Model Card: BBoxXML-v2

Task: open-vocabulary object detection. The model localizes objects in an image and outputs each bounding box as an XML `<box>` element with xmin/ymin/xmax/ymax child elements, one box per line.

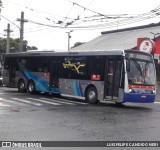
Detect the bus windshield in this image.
<box><xmin>127</xmin><ymin>59</ymin><xmax>155</xmax><ymax>85</ymax></box>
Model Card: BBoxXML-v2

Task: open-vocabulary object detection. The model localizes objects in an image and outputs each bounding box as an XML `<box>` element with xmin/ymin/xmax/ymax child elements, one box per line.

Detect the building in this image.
<box><xmin>71</xmin><ymin>22</ymin><xmax>160</xmax><ymax>55</ymax></box>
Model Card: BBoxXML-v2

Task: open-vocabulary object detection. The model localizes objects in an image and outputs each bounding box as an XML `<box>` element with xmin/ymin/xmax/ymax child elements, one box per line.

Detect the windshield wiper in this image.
<box><xmin>133</xmin><ymin>60</ymin><xmax>143</xmax><ymax>76</ymax></box>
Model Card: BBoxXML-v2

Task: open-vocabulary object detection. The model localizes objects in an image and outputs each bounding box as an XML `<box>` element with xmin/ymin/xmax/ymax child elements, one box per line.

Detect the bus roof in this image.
<box><xmin>5</xmin><ymin>50</ymin><xmax>124</xmax><ymax>57</ymax></box>
<box><xmin>4</xmin><ymin>49</ymin><xmax>151</xmax><ymax>58</ymax></box>
<box><xmin>4</xmin><ymin>49</ymin><xmax>125</xmax><ymax>57</ymax></box>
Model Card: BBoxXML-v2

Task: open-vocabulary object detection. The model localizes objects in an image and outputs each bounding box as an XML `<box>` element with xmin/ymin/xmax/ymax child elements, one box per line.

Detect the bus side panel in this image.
<box><xmin>3</xmin><ymin>69</ymin><xmax>25</xmax><ymax>88</ymax></box>
<box><xmin>59</xmin><ymin>78</ymin><xmax>104</xmax><ymax>101</ymax></box>
<box><xmin>2</xmin><ymin>69</ymin><xmax>10</xmax><ymax>86</ymax></box>
<box><xmin>22</xmin><ymin>71</ymin><xmax>50</xmax><ymax>92</ymax></box>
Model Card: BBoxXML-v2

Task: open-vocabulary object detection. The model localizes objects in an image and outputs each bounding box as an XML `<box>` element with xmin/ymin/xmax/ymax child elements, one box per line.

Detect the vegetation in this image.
<box><xmin>0</xmin><ymin>0</ymin><xmax>2</xmax><ymax>12</ymax></box>
<box><xmin>71</xmin><ymin>42</ymin><xmax>85</xmax><ymax>49</ymax></box>
<box><xmin>0</xmin><ymin>38</ymin><xmax>38</xmax><ymax>53</ymax></box>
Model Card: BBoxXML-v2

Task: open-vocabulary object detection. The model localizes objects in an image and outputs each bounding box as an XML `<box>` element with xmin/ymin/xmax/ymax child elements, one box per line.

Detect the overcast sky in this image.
<box><xmin>1</xmin><ymin>0</ymin><xmax>160</xmax><ymax>51</ymax></box>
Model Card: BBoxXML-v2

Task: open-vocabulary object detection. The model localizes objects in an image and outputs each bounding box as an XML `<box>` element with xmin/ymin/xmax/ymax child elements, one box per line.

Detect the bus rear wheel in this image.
<box><xmin>86</xmin><ymin>87</ymin><xmax>98</xmax><ymax>104</ymax></box>
<box><xmin>28</xmin><ymin>81</ymin><xmax>35</xmax><ymax>94</ymax></box>
<box><xmin>18</xmin><ymin>80</ymin><xmax>26</xmax><ymax>93</ymax></box>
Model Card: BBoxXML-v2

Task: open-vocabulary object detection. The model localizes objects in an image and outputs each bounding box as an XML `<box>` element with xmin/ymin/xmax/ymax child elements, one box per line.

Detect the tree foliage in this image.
<box><xmin>71</xmin><ymin>42</ymin><xmax>85</xmax><ymax>49</ymax></box>
<box><xmin>0</xmin><ymin>0</ymin><xmax>2</xmax><ymax>10</ymax></box>
<box><xmin>0</xmin><ymin>38</ymin><xmax>38</xmax><ymax>53</ymax></box>
<box><xmin>0</xmin><ymin>0</ymin><xmax>2</xmax><ymax>7</ymax></box>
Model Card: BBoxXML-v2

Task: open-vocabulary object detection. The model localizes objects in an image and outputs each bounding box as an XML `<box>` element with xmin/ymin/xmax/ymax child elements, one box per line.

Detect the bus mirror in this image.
<box><xmin>126</xmin><ymin>60</ymin><xmax>130</xmax><ymax>72</ymax></box>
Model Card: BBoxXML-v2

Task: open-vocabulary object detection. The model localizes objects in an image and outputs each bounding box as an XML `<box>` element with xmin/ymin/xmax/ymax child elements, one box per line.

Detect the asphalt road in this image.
<box><xmin>0</xmin><ymin>87</ymin><xmax>160</xmax><ymax>150</ymax></box>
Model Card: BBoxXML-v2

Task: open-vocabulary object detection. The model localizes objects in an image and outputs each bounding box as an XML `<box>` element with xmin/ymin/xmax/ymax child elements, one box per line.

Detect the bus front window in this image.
<box><xmin>127</xmin><ymin>59</ymin><xmax>155</xmax><ymax>85</ymax></box>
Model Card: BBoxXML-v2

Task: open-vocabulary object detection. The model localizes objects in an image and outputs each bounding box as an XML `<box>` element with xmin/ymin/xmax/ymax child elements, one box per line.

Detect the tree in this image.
<box><xmin>0</xmin><ymin>0</ymin><xmax>2</xmax><ymax>14</ymax></box>
<box><xmin>0</xmin><ymin>0</ymin><xmax>2</xmax><ymax>7</ymax></box>
<box><xmin>71</xmin><ymin>42</ymin><xmax>85</xmax><ymax>49</ymax></box>
<box><xmin>0</xmin><ymin>38</ymin><xmax>38</xmax><ymax>53</ymax></box>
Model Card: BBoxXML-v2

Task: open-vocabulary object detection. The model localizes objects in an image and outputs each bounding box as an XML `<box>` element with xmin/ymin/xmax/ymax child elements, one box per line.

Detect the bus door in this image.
<box><xmin>105</xmin><ymin>57</ymin><xmax>123</xmax><ymax>101</ymax></box>
<box><xmin>8</xmin><ymin>59</ymin><xmax>16</xmax><ymax>86</ymax></box>
<box><xmin>49</xmin><ymin>60</ymin><xmax>61</xmax><ymax>92</ymax></box>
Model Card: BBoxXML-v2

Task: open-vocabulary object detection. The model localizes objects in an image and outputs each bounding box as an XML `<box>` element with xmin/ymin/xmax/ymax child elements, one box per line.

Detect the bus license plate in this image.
<box><xmin>141</xmin><ymin>95</ymin><xmax>147</xmax><ymax>98</ymax></box>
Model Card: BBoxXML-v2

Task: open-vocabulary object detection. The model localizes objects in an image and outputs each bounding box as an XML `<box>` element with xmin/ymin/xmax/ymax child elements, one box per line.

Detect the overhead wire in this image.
<box><xmin>24</xmin><ymin>28</ymin><xmax>59</xmax><ymax>39</ymax></box>
<box><xmin>64</xmin><ymin>7</ymin><xmax>160</xmax><ymax>29</ymax></box>
<box><xmin>67</xmin><ymin>0</ymin><xmax>108</xmax><ymax>18</ymax></box>
<box><xmin>2</xmin><ymin>0</ymin><xmax>160</xmax><ymax>33</ymax></box>
<box><xmin>78</xmin><ymin>0</ymin><xmax>95</xmax><ymax>17</ymax></box>
<box><xmin>26</xmin><ymin>5</ymin><xmax>160</xmax><ymax>30</ymax></box>
<box><xmin>64</xmin><ymin>0</ymin><xmax>95</xmax><ymax>26</ymax></box>
<box><xmin>3</xmin><ymin>0</ymin><xmax>75</xmax><ymax>20</ymax></box>
<box><xmin>0</xmin><ymin>13</ymin><xmax>20</xmax><ymax>29</ymax></box>
<box><xmin>63</xmin><ymin>0</ymin><xmax>79</xmax><ymax>22</ymax></box>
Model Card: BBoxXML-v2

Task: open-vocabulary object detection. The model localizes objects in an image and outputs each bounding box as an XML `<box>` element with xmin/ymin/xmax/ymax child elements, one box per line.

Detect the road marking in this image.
<box><xmin>40</xmin><ymin>98</ymin><xmax>76</xmax><ymax>105</ymax></box>
<box><xmin>12</xmin><ymin>98</ymin><xmax>42</xmax><ymax>106</ymax></box>
<box><xmin>0</xmin><ymin>98</ymin><xmax>29</xmax><ymax>106</ymax></box>
<box><xmin>53</xmin><ymin>97</ymin><xmax>88</xmax><ymax>105</ymax></box>
<box><xmin>154</xmin><ymin>102</ymin><xmax>160</xmax><ymax>104</ymax></box>
<box><xmin>0</xmin><ymin>102</ymin><xmax>10</xmax><ymax>106</ymax></box>
<box><xmin>27</xmin><ymin>98</ymin><xmax>61</xmax><ymax>105</ymax></box>
<box><xmin>0</xmin><ymin>92</ymin><xmax>25</xmax><ymax>94</ymax></box>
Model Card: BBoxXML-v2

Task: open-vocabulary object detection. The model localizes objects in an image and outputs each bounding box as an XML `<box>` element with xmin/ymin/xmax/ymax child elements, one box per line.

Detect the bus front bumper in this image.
<box><xmin>123</xmin><ymin>93</ymin><xmax>156</xmax><ymax>103</ymax></box>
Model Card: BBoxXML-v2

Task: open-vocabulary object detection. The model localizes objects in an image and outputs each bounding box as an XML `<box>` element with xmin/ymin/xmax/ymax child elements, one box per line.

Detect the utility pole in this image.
<box><xmin>4</xmin><ymin>23</ymin><xmax>12</xmax><ymax>53</ymax></box>
<box><xmin>17</xmin><ymin>12</ymin><xmax>28</xmax><ymax>52</ymax></box>
<box><xmin>66</xmin><ymin>30</ymin><xmax>73</xmax><ymax>51</ymax></box>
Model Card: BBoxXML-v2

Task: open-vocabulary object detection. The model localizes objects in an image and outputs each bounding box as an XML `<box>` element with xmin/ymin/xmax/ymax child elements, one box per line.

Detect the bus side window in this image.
<box><xmin>89</xmin><ymin>56</ymin><xmax>104</xmax><ymax>80</ymax></box>
<box><xmin>61</xmin><ymin>57</ymin><xmax>87</xmax><ymax>79</ymax></box>
<box><xmin>4</xmin><ymin>58</ymin><xmax>9</xmax><ymax>69</ymax></box>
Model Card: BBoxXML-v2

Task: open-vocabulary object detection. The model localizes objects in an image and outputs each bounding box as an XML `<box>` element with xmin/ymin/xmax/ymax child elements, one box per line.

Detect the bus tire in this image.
<box><xmin>86</xmin><ymin>86</ymin><xmax>98</xmax><ymax>104</ymax></box>
<box><xmin>28</xmin><ymin>80</ymin><xmax>36</xmax><ymax>94</ymax></box>
<box><xmin>18</xmin><ymin>79</ymin><xmax>26</xmax><ymax>93</ymax></box>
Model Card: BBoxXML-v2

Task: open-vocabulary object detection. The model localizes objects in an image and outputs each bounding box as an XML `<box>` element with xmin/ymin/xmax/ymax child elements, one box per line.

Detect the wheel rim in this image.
<box><xmin>88</xmin><ymin>91</ymin><xmax>96</xmax><ymax>100</ymax></box>
<box><xmin>29</xmin><ymin>83</ymin><xmax>34</xmax><ymax>92</ymax></box>
<box><xmin>20</xmin><ymin>82</ymin><xmax>24</xmax><ymax>90</ymax></box>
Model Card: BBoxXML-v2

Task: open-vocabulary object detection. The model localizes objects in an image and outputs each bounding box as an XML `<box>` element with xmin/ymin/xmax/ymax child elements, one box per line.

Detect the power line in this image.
<box><xmin>79</xmin><ymin>0</ymin><xmax>95</xmax><ymax>17</ymax></box>
<box><xmin>63</xmin><ymin>0</ymin><xmax>78</xmax><ymax>22</ymax></box>
<box><xmin>64</xmin><ymin>0</ymin><xmax>95</xmax><ymax>27</ymax></box>
<box><xmin>0</xmin><ymin>13</ymin><xmax>20</xmax><ymax>29</ymax></box>
<box><xmin>4</xmin><ymin>0</ymin><xmax>75</xmax><ymax>20</ymax></box>
<box><xmin>28</xmin><ymin>19</ymin><xmax>61</xmax><ymax>28</ymax></box>
<box><xmin>27</xmin><ymin>9</ymin><xmax>159</xmax><ymax>30</ymax></box>
<box><xmin>67</xmin><ymin>0</ymin><xmax>110</xmax><ymax>18</ymax></box>
<box><xmin>23</xmin><ymin>28</ymin><xmax>59</xmax><ymax>39</ymax></box>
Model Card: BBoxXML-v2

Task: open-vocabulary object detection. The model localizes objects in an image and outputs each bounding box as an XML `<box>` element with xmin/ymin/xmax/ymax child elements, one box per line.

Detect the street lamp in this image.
<box><xmin>66</xmin><ymin>30</ymin><xmax>73</xmax><ymax>51</ymax></box>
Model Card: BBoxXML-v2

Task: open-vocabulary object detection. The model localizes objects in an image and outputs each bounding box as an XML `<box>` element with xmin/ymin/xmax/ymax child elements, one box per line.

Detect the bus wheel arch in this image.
<box><xmin>85</xmin><ymin>85</ymin><xmax>99</xmax><ymax>104</ymax></box>
<box><xmin>27</xmin><ymin>80</ymin><xmax>36</xmax><ymax>94</ymax></box>
<box><xmin>18</xmin><ymin>79</ymin><xmax>26</xmax><ymax>93</ymax></box>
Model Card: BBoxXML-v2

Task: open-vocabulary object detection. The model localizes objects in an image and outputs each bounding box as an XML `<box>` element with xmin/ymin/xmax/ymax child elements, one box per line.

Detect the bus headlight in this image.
<box><xmin>129</xmin><ymin>88</ymin><xmax>135</xmax><ymax>93</ymax></box>
<box><xmin>151</xmin><ymin>90</ymin><xmax>155</xmax><ymax>94</ymax></box>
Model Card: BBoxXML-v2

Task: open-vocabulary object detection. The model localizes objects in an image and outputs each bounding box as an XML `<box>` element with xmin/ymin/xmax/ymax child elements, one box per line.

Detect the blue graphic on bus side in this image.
<box><xmin>72</xmin><ymin>81</ymin><xmax>83</xmax><ymax>96</ymax></box>
<box><xmin>23</xmin><ymin>71</ymin><xmax>48</xmax><ymax>92</ymax></box>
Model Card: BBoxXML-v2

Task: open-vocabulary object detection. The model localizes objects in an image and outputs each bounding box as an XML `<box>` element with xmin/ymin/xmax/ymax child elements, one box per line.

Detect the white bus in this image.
<box><xmin>2</xmin><ymin>49</ymin><xmax>156</xmax><ymax>104</ymax></box>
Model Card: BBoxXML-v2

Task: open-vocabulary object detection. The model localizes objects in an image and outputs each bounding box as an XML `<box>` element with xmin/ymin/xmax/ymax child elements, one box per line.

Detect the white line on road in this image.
<box><xmin>12</xmin><ymin>98</ymin><xmax>42</xmax><ymax>106</ymax></box>
<box><xmin>154</xmin><ymin>102</ymin><xmax>160</xmax><ymax>104</ymax></box>
<box><xmin>53</xmin><ymin>97</ymin><xmax>88</xmax><ymax>105</ymax></box>
<box><xmin>40</xmin><ymin>98</ymin><xmax>76</xmax><ymax>105</ymax></box>
<box><xmin>0</xmin><ymin>102</ymin><xmax>10</xmax><ymax>106</ymax></box>
<box><xmin>0</xmin><ymin>98</ymin><xmax>29</xmax><ymax>106</ymax></box>
<box><xmin>27</xmin><ymin>98</ymin><xmax>62</xmax><ymax>105</ymax></box>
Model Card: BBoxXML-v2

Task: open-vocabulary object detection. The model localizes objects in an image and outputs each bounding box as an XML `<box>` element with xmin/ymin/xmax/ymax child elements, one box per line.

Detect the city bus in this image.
<box><xmin>2</xmin><ymin>49</ymin><xmax>156</xmax><ymax>104</ymax></box>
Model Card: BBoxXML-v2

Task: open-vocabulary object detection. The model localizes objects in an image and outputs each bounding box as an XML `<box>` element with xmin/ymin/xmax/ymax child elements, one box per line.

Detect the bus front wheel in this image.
<box><xmin>28</xmin><ymin>81</ymin><xmax>35</xmax><ymax>94</ymax></box>
<box><xmin>86</xmin><ymin>87</ymin><xmax>98</xmax><ymax>104</ymax></box>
